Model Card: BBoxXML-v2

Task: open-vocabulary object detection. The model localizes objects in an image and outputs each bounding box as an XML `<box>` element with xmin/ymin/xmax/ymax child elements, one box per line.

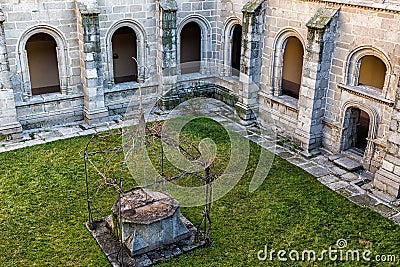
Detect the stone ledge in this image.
<box><xmin>259</xmin><ymin>92</ymin><xmax>299</xmax><ymax>111</ymax></box>
<box><xmin>242</xmin><ymin>0</ymin><xmax>265</xmax><ymax>13</ymax></box>
<box><xmin>15</xmin><ymin>93</ymin><xmax>84</xmax><ymax>107</ymax></box>
<box><xmin>338</xmin><ymin>83</ymin><xmax>395</xmax><ymax>107</ymax></box>
<box><xmin>159</xmin><ymin>0</ymin><xmax>178</xmax><ymax>11</ymax></box>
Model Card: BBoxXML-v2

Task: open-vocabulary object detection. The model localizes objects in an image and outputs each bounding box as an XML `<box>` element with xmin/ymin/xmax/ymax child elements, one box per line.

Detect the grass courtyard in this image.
<box><xmin>0</xmin><ymin>118</ymin><xmax>400</xmax><ymax>266</ymax></box>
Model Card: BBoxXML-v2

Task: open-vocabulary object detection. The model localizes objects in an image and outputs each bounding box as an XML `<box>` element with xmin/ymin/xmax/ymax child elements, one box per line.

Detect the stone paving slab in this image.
<box><xmin>277</xmin><ymin>151</ymin><xmax>295</xmax><ymax>159</ymax></box>
<box><xmin>340</xmin><ymin>172</ymin><xmax>359</xmax><ymax>182</ymax></box>
<box><xmin>371</xmin><ymin>203</ymin><xmax>398</xmax><ymax>217</ymax></box>
<box><xmin>305</xmin><ymin>165</ymin><xmax>332</xmax><ymax>177</ymax></box>
<box><xmin>328</xmin><ymin>166</ymin><xmax>348</xmax><ymax>176</ymax></box>
<box><xmin>327</xmin><ymin>181</ymin><xmax>349</xmax><ymax>191</ymax></box>
<box><xmin>348</xmin><ymin>194</ymin><xmax>379</xmax><ymax>207</ymax></box>
<box><xmin>287</xmin><ymin>156</ymin><xmax>308</xmax><ymax>166</ymax></box>
<box><xmin>300</xmin><ymin>162</ymin><xmax>318</xmax><ymax>169</ymax></box>
<box><xmin>318</xmin><ymin>175</ymin><xmax>340</xmax><ymax>185</ymax></box>
<box><xmin>332</xmin><ymin>156</ymin><xmax>363</xmax><ymax>172</ymax></box>
<box><xmin>390</xmin><ymin>213</ymin><xmax>400</xmax><ymax>224</ymax></box>
<box><xmin>336</xmin><ymin>185</ymin><xmax>363</xmax><ymax>198</ymax></box>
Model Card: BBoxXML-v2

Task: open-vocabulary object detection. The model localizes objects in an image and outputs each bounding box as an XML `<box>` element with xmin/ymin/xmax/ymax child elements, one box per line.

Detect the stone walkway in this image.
<box><xmin>1</xmin><ymin>111</ymin><xmax>400</xmax><ymax>227</ymax></box>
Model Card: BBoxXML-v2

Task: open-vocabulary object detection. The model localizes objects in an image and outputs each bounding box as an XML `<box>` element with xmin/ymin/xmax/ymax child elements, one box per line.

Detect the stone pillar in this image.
<box><xmin>236</xmin><ymin>0</ymin><xmax>265</xmax><ymax>121</ymax></box>
<box><xmin>374</xmin><ymin>102</ymin><xmax>400</xmax><ymax>198</ymax></box>
<box><xmin>77</xmin><ymin>0</ymin><xmax>108</xmax><ymax>125</ymax></box>
<box><xmin>294</xmin><ymin>7</ymin><xmax>339</xmax><ymax>152</ymax></box>
<box><xmin>158</xmin><ymin>1</ymin><xmax>178</xmax><ymax>110</ymax></box>
<box><xmin>160</xmin><ymin>0</ymin><xmax>178</xmax><ymax>76</ymax></box>
<box><xmin>0</xmin><ymin>10</ymin><xmax>22</xmax><ymax>139</ymax></box>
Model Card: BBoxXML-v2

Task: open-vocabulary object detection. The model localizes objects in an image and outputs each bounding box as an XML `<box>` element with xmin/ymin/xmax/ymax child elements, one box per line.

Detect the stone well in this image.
<box><xmin>108</xmin><ymin>189</ymin><xmax>190</xmax><ymax>257</ymax></box>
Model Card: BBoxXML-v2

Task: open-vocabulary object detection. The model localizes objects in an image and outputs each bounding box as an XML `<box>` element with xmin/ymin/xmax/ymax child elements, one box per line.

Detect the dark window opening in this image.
<box><xmin>355</xmin><ymin>110</ymin><xmax>370</xmax><ymax>150</ymax></box>
<box><xmin>26</xmin><ymin>33</ymin><xmax>60</xmax><ymax>95</ymax></box>
<box><xmin>231</xmin><ymin>25</ymin><xmax>242</xmax><ymax>76</ymax></box>
<box><xmin>112</xmin><ymin>26</ymin><xmax>138</xmax><ymax>83</ymax></box>
<box><xmin>342</xmin><ymin>107</ymin><xmax>370</xmax><ymax>152</ymax></box>
<box><xmin>180</xmin><ymin>22</ymin><xmax>201</xmax><ymax>74</ymax></box>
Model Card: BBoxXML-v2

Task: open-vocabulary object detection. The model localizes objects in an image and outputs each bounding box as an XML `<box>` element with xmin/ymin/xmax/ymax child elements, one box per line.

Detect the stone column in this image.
<box><xmin>236</xmin><ymin>0</ymin><xmax>265</xmax><ymax>122</ymax></box>
<box><xmin>158</xmin><ymin>1</ymin><xmax>178</xmax><ymax>110</ymax></box>
<box><xmin>374</xmin><ymin>101</ymin><xmax>400</xmax><ymax>198</ymax></box>
<box><xmin>77</xmin><ymin>0</ymin><xmax>108</xmax><ymax>125</ymax></box>
<box><xmin>294</xmin><ymin>7</ymin><xmax>339</xmax><ymax>152</ymax></box>
<box><xmin>0</xmin><ymin>10</ymin><xmax>22</xmax><ymax>139</ymax></box>
<box><xmin>160</xmin><ymin>0</ymin><xmax>178</xmax><ymax>76</ymax></box>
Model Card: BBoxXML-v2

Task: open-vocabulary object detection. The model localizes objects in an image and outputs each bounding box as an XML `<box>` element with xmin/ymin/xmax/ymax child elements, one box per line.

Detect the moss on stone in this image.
<box><xmin>242</xmin><ymin>0</ymin><xmax>264</xmax><ymax>13</ymax></box>
<box><xmin>306</xmin><ymin>7</ymin><xmax>339</xmax><ymax>30</ymax></box>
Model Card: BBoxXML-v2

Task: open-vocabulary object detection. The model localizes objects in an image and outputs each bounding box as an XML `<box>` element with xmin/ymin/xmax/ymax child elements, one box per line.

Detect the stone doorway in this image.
<box><xmin>112</xmin><ymin>26</ymin><xmax>138</xmax><ymax>84</ymax></box>
<box><xmin>342</xmin><ymin>107</ymin><xmax>370</xmax><ymax>155</ymax></box>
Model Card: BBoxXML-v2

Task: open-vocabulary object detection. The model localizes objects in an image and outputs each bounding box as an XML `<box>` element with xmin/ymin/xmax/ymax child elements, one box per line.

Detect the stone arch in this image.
<box><xmin>340</xmin><ymin>100</ymin><xmax>379</xmax><ymax>152</ymax></box>
<box><xmin>222</xmin><ymin>16</ymin><xmax>242</xmax><ymax>76</ymax></box>
<box><xmin>17</xmin><ymin>25</ymin><xmax>69</xmax><ymax>99</ymax></box>
<box><xmin>345</xmin><ymin>46</ymin><xmax>392</xmax><ymax>93</ymax></box>
<box><xmin>105</xmin><ymin>19</ymin><xmax>147</xmax><ymax>86</ymax></box>
<box><xmin>270</xmin><ymin>28</ymin><xmax>305</xmax><ymax>97</ymax></box>
<box><xmin>177</xmin><ymin>14</ymin><xmax>211</xmax><ymax>74</ymax></box>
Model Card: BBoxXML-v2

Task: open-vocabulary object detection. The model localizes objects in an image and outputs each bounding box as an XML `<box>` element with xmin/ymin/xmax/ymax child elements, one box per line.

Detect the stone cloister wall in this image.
<box><xmin>0</xmin><ymin>0</ymin><xmax>400</xmax><ymax>197</ymax></box>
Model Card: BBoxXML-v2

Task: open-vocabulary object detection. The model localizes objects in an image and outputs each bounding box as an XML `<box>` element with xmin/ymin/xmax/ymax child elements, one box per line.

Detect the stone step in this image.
<box><xmin>342</xmin><ymin>148</ymin><xmax>364</xmax><ymax>162</ymax></box>
<box><xmin>331</xmin><ymin>155</ymin><xmax>363</xmax><ymax>172</ymax></box>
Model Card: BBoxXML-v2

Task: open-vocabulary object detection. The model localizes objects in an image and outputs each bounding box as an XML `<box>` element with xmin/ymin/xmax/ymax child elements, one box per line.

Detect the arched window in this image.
<box><xmin>180</xmin><ymin>22</ymin><xmax>201</xmax><ymax>74</ymax></box>
<box><xmin>281</xmin><ymin>37</ymin><xmax>304</xmax><ymax>99</ymax></box>
<box><xmin>112</xmin><ymin>26</ymin><xmax>138</xmax><ymax>83</ymax></box>
<box><xmin>231</xmin><ymin>24</ymin><xmax>242</xmax><ymax>76</ymax></box>
<box><xmin>26</xmin><ymin>33</ymin><xmax>60</xmax><ymax>95</ymax></box>
<box><xmin>358</xmin><ymin>55</ymin><xmax>386</xmax><ymax>89</ymax></box>
<box><xmin>346</xmin><ymin>46</ymin><xmax>392</xmax><ymax>96</ymax></box>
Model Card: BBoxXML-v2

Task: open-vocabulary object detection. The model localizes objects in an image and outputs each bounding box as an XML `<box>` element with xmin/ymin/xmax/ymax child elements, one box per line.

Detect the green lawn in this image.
<box><xmin>0</xmin><ymin>118</ymin><xmax>399</xmax><ymax>266</ymax></box>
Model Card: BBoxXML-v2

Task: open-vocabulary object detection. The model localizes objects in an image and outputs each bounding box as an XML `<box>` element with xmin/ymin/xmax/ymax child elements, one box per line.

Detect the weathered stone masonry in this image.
<box><xmin>0</xmin><ymin>9</ymin><xmax>22</xmax><ymax>139</ymax></box>
<box><xmin>1</xmin><ymin>0</ymin><xmax>400</xmax><ymax>198</ymax></box>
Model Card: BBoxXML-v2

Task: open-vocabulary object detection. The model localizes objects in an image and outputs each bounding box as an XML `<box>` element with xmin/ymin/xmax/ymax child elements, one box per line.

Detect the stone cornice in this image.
<box><xmin>306</xmin><ymin>6</ymin><xmax>340</xmax><ymax>30</ymax></box>
<box><xmin>77</xmin><ymin>0</ymin><xmax>100</xmax><ymax>15</ymax></box>
<box><xmin>303</xmin><ymin>0</ymin><xmax>400</xmax><ymax>13</ymax></box>
<box><xmin>322</xmin><ymin>119</ymin><xmax>343</xmax><ymax>129</ymax></box>
<box><xmin>159</xmin><ymin>0</ymin><xmax>178</xmax><ymax>11</ymax></box>
<box><xmin>338</xmin><ymin>83</ymin><xmax>395</xmax><ymax>107</ymax></box>
<box><xmin>242</xmin><ymin>0</ymin><xmax>265</xmax><ymax>13</ymax></box>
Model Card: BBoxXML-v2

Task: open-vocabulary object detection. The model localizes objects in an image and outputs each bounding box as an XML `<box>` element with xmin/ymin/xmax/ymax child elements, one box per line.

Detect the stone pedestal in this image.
<box><xmin>109</xmin><ymin>190</ymin><xmax>190</xmax><ymax>257</ymax></box>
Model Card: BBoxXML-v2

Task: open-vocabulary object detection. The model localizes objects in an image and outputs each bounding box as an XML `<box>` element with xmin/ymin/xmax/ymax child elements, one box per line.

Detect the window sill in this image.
<box><xmin>338</xmin><ymin>83</ymin><xmax>394</xmax><ymax>107</ymax></box>
<box><xmin>104</xmin><ymin>81</ymin><xmax>139</xmax><ymax>94</ymax></box>
<box><xmin>259</xmin><ymin>92</ymin><xmax>299</xmax><ymax>111</ymax></box>
<box><xmin>16</xmin><ymin>93</ymin><xmax>83</xmax><ymax>107</ymax></box>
